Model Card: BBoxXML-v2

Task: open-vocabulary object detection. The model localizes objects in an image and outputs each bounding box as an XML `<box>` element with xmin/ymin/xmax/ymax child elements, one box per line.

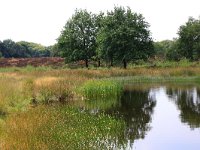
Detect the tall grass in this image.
<box><xmin>0</xmin><ymin>67</ymin><xmax>200</xmax><ymax>115</ymax></box>
<box><xmin>80</xmin><ymin>80</ymin><xmax>123</xmax><ymax>100</ymax></box>
<box><xmin>3</xmin><ymin>106</ymin><xmax>126</xmax><ymax>150</ymax></box>
<box><xmin>0</xmin><ymin>67</ymin><xmax>200</xmax><ymax>114</ymax></box>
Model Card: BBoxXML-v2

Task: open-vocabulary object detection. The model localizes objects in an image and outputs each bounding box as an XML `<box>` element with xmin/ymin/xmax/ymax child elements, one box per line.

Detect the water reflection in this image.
<box><xmin>71</xmin><ymin>83</ymin><xmax>200</xmax><ymax>149</ymax></box>
<box><xmin>72</xmin><ymin>85</ymin><xmax>156</xmax><ymax>147</ymax></box>
<box><xmin>106</xmin><ymin>88</ymin><xmax>156</xmax><ymax>144</ymax></box>
<box><xmin>166</xmin><ymin>86</ymin><xmax>200</xmax><ymax>129</ymax></box>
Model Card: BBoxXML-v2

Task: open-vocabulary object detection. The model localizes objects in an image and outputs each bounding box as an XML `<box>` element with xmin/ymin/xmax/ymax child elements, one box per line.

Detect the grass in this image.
<box><xmin>1</xmin><ymin>65</ymin><xmax>200</xmax><ymax>149</ymax></box>
<box><xmin>0</xmin><ymin>66</ymin><xmax>199</xmax><ymax>115</ymax></box>
<box><xmin>3</xmin><ymin>106</ymin><xmax>126</xmax><ymax>150</ymax></box>
<box><xmin>80</xmin><ymin>80</ymin><xmax>123</xmax><ymax>99</ymax></box>
<box><xmin>129</xmin><ymin>58</ymin><xmax>200</xmax><ymax>68</ymax></box>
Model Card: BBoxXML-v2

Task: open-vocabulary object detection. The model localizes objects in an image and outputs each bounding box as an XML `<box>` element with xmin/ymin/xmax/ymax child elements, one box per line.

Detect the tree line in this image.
<box><xmin>58</xmin><ymin>7</ymin><xmax>200</xmax><ymax>68</ymax></box>
<box><xmin>0</xmin><ymin>39</ymin><xmax>60</xmax><ymax>58</ymax></box>
<box><xmin>154</xmin><ymin>17</ymin><xmax>200</xmax><ymax>61</ymax></box>
<box><xmin>58</xmin><ymin>7</ymin><xmax>154</xmax><ymax>68</ymax></box>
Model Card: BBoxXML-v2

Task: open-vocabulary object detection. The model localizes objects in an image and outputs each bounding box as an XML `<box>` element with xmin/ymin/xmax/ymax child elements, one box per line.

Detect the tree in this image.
<box><xmin>154</xmin><ymin>39</ymin><xmax>181</xmax><ymax>61</ymax></box>
<box><xmin>93</xmin><ymin>12</ymin><xmax>105</xmax><ymax>67</ymax></box>
<box><xmin>0</xmin><ymin>41</ymin><xmax>4</xmax><ymax>58</ymax></box>
<box><xmin>17</xmin><ymin>41</ymin><xmax>50</xmax><ymax>57</ymax></box>
<box><xmin>178</xmin><ymin>17</ymin><xmax>200</xmax><ymax>60</ymax></box>
<box><xmin>0</xmin><ymin>39</ymin><xmax>51</xmax><ymax>58</ymax></box>
<box><xmin>154</xmin><ymin>40</ymin><xmax>173</xmax><ymax>59</ymax></box>
<box><xmin>49</xmin><ymin>44</ymin><xmax>61</xmax><ymax>57</ymax></box>
<box><xmin>165</xmin><ymin>39</ymin><xmax>182</xmax><ymax>61</ymax></box>
<box><xmin>1</xmin><ymin>39</ymin><xmax>17</xmax><ymax>58</ymax></box>
<box><xmin>97</xmin><ymin>7</ymin><xmax>154</xmax><ymax>68</ymax></box>
<box><xmin>58</xmin><ymin>9</ymin><xmax>98</xmax><ymax>68</ymax></box>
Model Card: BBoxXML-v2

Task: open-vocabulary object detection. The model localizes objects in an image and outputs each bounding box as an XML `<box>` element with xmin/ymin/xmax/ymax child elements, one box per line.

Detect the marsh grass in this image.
<box><xmin>33</xmin><ymin>77</ymin><xmax>74</xmax><ymax>104</ymax></box>
<box><xmin>3</xmin><ymin>106</ymin><xmax>126</xmax><ymax>150</ymax></box>
<box><xmin>80</xmin><ymin>80</ymin><xmax>123</xmax><ymax>100</ymax></box>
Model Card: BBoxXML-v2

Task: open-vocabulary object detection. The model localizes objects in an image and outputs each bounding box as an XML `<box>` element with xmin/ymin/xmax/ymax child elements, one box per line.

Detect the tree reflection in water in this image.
<box><xmin>77</xmin><ymin>86</ymin><xmax>157</xmax><ymax>147</ymax></box>
<box><xmin>166</xmin><ymin>87</ymin><xmax>200</xmax><ymax>129</ymax></box>
<box><xmin>105</xmin><ymin>88</ymin><xmax>156</xmax><ymax>145</ymax></box>
<box><xmin>72</xmin><ymin>84</ymin><xmax>200</xmax><ymax>149</ymax></box>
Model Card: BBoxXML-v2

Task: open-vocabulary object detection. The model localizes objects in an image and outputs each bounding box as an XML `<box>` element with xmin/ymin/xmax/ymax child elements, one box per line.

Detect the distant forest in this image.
<box><xmin>0</xmin><ymin>39</ymin><xmax>60</xmax><ymax>58</ymax></box>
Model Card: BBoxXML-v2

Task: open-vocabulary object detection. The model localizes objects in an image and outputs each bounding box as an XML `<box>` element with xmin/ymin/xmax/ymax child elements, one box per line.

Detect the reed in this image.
<box><xmin>80</xmin><ymin>80</ymin><xmax>123</xmax><ymax>100</ymax></box>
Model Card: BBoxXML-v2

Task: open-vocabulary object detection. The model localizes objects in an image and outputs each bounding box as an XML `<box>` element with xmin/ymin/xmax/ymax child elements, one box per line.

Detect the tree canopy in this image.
<box><xmin>58</xmin><ymin>7</ymin><xmax>154</xmax><ymax>68</ymax></box>
<box><xmin>178</xmin><ymin>17</ymin><xmax>200</xmax><ymax>60</ymax></box>
<box><xmin>0</xmin><ymin>39</ymin><xmax>57</xmax><ymax>58</ymax></box>
<box><xmin>97</xmin><ymin>7</ymin><xmax>154</xmax><ymax>68</ymax></box>
<box><xmin>58</xmin><ymin>9</ymin><xmax>98</xmax><ymax>68</ymax></box>
<box><xmin>154</xmin><ymin>17</ymin><xmax>200</xmax><ymax>61</ymax></box>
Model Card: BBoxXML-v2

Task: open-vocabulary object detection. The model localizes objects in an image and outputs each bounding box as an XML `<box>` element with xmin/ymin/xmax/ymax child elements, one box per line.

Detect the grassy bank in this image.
<box><xmin>1</xmin><ymin>66</ymin><xmax>200</xmax><ymax>114</ymax></box>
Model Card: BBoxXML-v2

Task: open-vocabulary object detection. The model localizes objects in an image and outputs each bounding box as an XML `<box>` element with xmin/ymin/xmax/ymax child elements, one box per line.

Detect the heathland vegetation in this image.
<box><xmin>0</xmin><ymin>6</ymin><xmax>200</xmax><ymax>149</ymax></box>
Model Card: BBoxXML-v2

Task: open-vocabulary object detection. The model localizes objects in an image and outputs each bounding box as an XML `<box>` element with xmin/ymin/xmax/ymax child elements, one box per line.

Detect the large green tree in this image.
<box><xmin>178</xmin><ymin>17</ymin><xmax>200</xmax><ymax>60</ymax></box>
<box><xmin>58</xmin><ymin>9</ymin><xmax>98</xmax><ymax>68</ymax></box>
<box><xmin>97</xmin><ymin>7</ymin><xmax>154</xmax><ymax>68</ymax></box>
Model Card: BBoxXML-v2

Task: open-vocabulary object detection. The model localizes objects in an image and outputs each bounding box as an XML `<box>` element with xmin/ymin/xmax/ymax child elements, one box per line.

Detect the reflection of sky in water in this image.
<box><xmin>134</xmin><ymin>87</ymin><xmax>200</xmax><ymax>150</ymax></box>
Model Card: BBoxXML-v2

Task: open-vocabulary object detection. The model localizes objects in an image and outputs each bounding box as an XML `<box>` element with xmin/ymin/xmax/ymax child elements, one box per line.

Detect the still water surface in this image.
<box><xmin>74</xmin><ymin>83</ymin><xmax>200</xmax><ymax>150</ymax></box>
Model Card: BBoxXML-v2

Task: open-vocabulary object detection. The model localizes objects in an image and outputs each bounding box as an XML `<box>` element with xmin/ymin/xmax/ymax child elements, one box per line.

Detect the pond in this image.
<box><xmin>72</xmin><ymin>83</ymin><xmax>200</xmax><ymax>150</ymax></box>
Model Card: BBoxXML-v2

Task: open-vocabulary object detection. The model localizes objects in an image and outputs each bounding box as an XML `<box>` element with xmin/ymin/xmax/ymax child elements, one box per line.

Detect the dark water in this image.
<box><xmin>74</xmin><ymin>83</ymin><xmax>200</xmax><ymax>150</ymax></box>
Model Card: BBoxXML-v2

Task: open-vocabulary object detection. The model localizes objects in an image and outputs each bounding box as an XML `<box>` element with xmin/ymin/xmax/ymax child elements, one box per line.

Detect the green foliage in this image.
<box><xmin>178</xmin><ymin>17</ymin><xmax>200</xmax><ymax>60</ymax></box>
<box><xmin>165</xmin><ymin>39</ymin><xmax>182</xmax><ymax>61</ymax></box>
<box><xmin>80</xmin><ymin>80</ymin><xmax>123</xmax><ymax>100</ymax></box>
<box><xmin>154</xmin><ymin>40</ymin><xmax>176</xmax><ymax>59</ymax></box>
<box><xmin>58</xmin><ymin>9</ymin><xmax>99</xmax><ymax>68</ymax></box>
<box><xmin>97</xmin><ymin>6</ymin><xmax>154</xmax><ymax>68</ymax></box>
<box><xmin>49</xmin><ymin>44</ymin><xmax>61</xmax><ymax>57</ymax></box>
<box><xmin>17</xmin><ymin>41</ymin><xmax>51</xmax><ymax>57</ymax></box>
<box><xmin>0</xmin><ymin>39</ymin><xmax>52</xmax><ymax>58</ymax></box>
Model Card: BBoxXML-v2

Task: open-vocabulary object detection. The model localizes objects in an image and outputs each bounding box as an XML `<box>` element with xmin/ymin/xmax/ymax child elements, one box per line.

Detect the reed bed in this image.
<box><xmin>80</xmin><ymin>80</ymin><xmax>123</xmax><ymax>100</ymax></box>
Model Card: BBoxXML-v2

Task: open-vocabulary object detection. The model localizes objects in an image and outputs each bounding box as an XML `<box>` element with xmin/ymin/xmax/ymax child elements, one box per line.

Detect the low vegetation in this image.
<box><xmin>80</xmin><ymin>80</ymin><xmax>123</xmax><ymax>100</ymax></box>
<box><xmin>3</xmin><ymin>106</ymin><xmax>126</xmax><ymax>149</ymax></box>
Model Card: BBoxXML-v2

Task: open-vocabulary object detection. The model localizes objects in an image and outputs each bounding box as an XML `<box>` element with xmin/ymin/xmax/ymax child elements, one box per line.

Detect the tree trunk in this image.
<box><xmin>85</xmin><ymin>59</ymin><xmax>89</xmax><ymax>68</ymax></box>
<box><xmin>123</xmin><ymin>58</ymin><xmax>127</xmax><ymax>69</ymax></box>
<box><xmin>97</xmin><ymin>60</ymin><xmax>101</xmax><ymax>67</ymax></box>
<box><xmin>110</xmin><ymin>59</ymin><xmax>113</xmax><ymax>67</ymax></box>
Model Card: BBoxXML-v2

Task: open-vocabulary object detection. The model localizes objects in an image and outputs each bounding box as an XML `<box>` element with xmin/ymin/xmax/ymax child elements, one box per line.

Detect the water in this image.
<box><xmin>73</xmin><ymin>83</ymin><xmax>200</xmax><ymax>150</ymax></box>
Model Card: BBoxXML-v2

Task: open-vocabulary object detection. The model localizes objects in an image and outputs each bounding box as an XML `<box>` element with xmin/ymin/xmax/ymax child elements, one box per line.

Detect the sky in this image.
<box><xmin>0</xmin><ymin>0</ymin><xmax>199</xmax><ymax>46</ymax></box>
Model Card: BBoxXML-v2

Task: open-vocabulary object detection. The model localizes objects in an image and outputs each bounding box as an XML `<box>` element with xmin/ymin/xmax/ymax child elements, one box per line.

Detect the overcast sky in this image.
<box><xmin>0</xmin><ymin>0</ymin><xmax>199</xmax><ymax>46</ymax></box>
